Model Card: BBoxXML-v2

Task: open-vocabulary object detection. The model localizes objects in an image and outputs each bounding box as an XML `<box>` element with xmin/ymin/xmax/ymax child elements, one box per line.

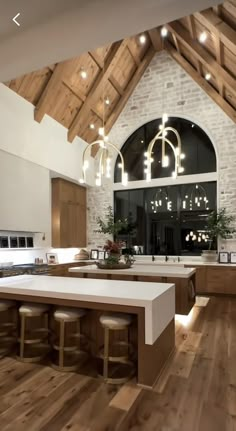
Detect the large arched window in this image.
<box><xmin>114</xmin><ymin>117</ymin><xmax>216</xmax><ymax>182</ymax></box>
<box><xmin>114</xmin><ymin>118</ymin><xmax>217</xmax><ymax>256</ymax></box>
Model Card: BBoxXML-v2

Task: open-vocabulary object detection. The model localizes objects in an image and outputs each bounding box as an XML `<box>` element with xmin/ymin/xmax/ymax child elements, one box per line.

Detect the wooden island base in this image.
<box><xmin>0</xmin><ymin>292</ymin><xmax>175</xmax><ymax>388</ymax></box>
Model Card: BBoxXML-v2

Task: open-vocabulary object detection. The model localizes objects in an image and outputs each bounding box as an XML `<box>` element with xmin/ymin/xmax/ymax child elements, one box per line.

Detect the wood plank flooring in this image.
<box><xmin>0</xmin><ymin>296</ymin><xmax>236</xmax><ymax>431</ymax></box>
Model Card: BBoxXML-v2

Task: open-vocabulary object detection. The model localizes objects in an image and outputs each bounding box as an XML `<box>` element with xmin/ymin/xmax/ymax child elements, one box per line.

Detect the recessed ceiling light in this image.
<box><xmin>199</xmin><ymin>31</ymin><xmax>207</xmax><ymax>43</ymax></box>
<box><xmin>139</xmin><ymin>34</ymin><xmax>146</xmax><ymax>44</ymax></box>
<box><xmin>161</xmin><ymin>27</ymin><xmax>168</xmax><ymax>37</ymax></box>
<box><xmin>205</xmin><ymin>72</ymin><xmax>211</xmax><ymax>81</ymax></box>
<box><xmin>89</xmin><ymin>124</ymin><xmax>95</xmax><ymax>129</ymax></box>
<box><xmin>105</xmin><ymin>97</ymin><xmax>110</xmax><ymax>105</ymax></box>
<box><xmin>80</xmin><ymin>68</ymin><xmax>87</xmax><ymax>79</ymax></box>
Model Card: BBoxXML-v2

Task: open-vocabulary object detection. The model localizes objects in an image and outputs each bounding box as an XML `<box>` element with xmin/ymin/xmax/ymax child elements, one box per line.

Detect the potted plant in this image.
<box><xmin>103</xmin><ymin>240</ymin><xmax>123</xmax><ymax>264</ymax></box>
<box><xmin>202</xmin><ymin>208</ymin><xmax>236</xmax><ymax>262</ymax></box>
<box><xmin>95</xmin><ymin>206</ymin><xmax>130</xmax><ymax>236</ymax></box>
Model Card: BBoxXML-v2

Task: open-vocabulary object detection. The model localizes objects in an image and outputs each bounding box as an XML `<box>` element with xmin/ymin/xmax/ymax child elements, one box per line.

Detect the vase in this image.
<box><xmin>109</xmin><ymin>252</ymin><xmax>121</xmax><ymax>263</ymax></box>
<box><xmin>201</xmin><ymin>250</ymin><xmax>218</xmax><ymax>262</ymax></box>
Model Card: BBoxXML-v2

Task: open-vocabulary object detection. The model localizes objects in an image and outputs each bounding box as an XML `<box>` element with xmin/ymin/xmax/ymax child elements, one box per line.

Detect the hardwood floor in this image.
<box><xmin>0</xmin><ymin>296</ymin><xmax>236</xmax><ymax>431</ymax></box>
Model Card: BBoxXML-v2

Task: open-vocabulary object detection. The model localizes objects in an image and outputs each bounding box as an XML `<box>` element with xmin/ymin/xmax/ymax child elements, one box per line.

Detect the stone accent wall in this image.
<box><xmin>87</xmin><ymin>51</ymin><xmax>236</xmax><ymax>249</ymax></box>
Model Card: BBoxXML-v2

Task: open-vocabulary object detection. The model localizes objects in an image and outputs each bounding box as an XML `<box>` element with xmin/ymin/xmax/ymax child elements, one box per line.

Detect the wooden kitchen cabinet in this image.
<box><xmin>50</xmin><ymin>262</ymin><xmax>92</xmax><ymax>277</ymax></box>
<box><xmin>185</xmin><ymin>264</ymin><xmax>236</xmax><ymax>295</ymax></box>
<box><xmin>185</xmin><ymin>265</ymin><xmax>206</xmax><ymax>294</ymax></box>
<box><xmin>52</xmin><ymin>178</ymin><xmax>86</xmax><ymax>248</ymax></box>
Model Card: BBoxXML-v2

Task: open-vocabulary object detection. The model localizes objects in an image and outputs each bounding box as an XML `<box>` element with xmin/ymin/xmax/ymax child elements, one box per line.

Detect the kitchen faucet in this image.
<box><xmin>152</xmin><ymin>255</ymin><xmax>155</xmax><ymax>262</ymax></box>
<box><xmin>165</xmin><ymin>255</ymin><xmax>169</xmax><ymax>262</ymax></box>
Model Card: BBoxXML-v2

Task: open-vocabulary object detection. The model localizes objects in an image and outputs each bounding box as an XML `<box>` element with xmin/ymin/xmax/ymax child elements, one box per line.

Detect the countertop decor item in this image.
<box><xmin>46</xmin><ymin>253</ymin><xmax>58</xmax><ymax>264</ymax></box>
<box><xmin>96</xmin><ymin>261</ymin><xmax>132</xmax><ymax>270</ymax></box>
<box><xmin>74</xmin><ymin>249</ymin><xmax>89</xmax><ymax>260</ymax></box>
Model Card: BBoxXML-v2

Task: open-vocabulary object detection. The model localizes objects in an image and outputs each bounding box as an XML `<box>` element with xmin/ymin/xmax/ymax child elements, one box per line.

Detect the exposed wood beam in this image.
<box><xmin>127</xmin><ymin>43</ymin><xmax>140</xmax><ymax>66</ymax></box>
<box><xmin>213</xmin><ymin>5</ymin><xmax>222</xmax><ymax>15</ymax></box>
<box><xmin>165</xmin><ymin>41</ymin><xmax>236</xmax><ymax>123</ymax></box>
<box><xmin>68</xmin><ymin>40</ymin><xmax>127</xmax><ymax>143</ymax></box>
<box><xmin>186</xmin><ymin>15</ymin><xmax>202</xmax><ymax>75</ymax></box>
<box><xmin>167</xmin><ymin>21</ymin><xmax>236</xmax><ymax>97</ymax></box>
<box><xmin>148</xmin><ymin>28</ymin><xmax>163</xmax><ymax>52</ymax></box>
<box><xmin>223</xmin><ymin>1</ymin><xmax>236</xmax><ymax>18</ymax></box>
<box><xmin>172</xmin><ymin>33</ymin><xmax>181</xmax><ymax>53</ymax></box>
<box><xmin>63</xmin><ymin>81</ymin><xmax>86</xmax><ymax>102</ymax></box>
<box><xmin>91</xmin><ymin>45</ymin><xmax>155</xmax><ymax>157</ymax></box>
<box><xmin>195</xmin><ymin>9</ymin><xmax>236</xmax><ymax>56</ymax></box>
<box><xmin>187</xmin><ymin>15</ymin><xmax>197</xmax><ymax>39</ymax></box>
<box><xmin>89</xmin><ymin>51</ymin><xmax>124</xmax><ymax>96</ymax></box>
<box><xmin>34</xmin><ymin>60</ymin><xmax>74</xmax><ymax>123</ymax></box>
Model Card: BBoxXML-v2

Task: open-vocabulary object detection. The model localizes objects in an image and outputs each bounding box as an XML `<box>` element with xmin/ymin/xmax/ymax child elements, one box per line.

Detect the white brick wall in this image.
<box><xmin>87</xmin><ymin>51</ymin><xmax>236</xmax><ymax>249</ymax></box>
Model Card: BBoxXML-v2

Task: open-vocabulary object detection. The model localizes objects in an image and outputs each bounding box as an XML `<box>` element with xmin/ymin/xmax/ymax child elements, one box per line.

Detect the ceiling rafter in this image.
<box><xmin>166</xmin><ymin>40</ymin><xmax>236</xmax><ymax>122</ymax></box>
<box><xmin>195</xmin><ymin>9</ymin><xmax>236</xmax><ymax>56</ymax></box>
<box><xmin>88</xmin><ymin>51</ymin><xmax>124</xmax><ymax>96</ymax></box>
<box><xmin>68</xmin><ymin>40</ymin><xmax>127</xmax><ymax>143</ymax></box>
<box><xmin>5</xmin><ymin>1</ymin><xmax>236</xmax><ymax>143</ymax></box>
<box><xmin>148</xmin><ymin>28</ymin><xmax>163</xmax><ymax>51</ymax></box>
<box><xmin>167</xmin><ymin>21</ymin><xmax>236</xmax><ymax>98</ymax></box>
<box><xmin>187</xmin><ymin>15</ymin><xmax>203</xmax><ymax>74</ymax></box>
<box><xmin>34</xmin><ymin>59</ymin><xmax>75</xmax><ymax>123</ymax></box>
<box><xmin>91</xmin><ymin>45</ymin><xmax>155</xmax><ymax>157</ymax></box>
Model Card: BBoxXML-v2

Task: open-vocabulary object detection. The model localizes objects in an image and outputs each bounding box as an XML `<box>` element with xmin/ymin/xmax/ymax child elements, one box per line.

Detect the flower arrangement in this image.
<box><xmin>103</xmin><ymin>240</ymin><xmax>123</xmax><ymax>254</ymax></box>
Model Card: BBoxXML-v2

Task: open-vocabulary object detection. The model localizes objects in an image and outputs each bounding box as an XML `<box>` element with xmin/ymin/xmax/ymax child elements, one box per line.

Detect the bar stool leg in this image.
<box><xmin>103</xmin><ymin>327</ymin><xmax>109</xmax><ymax>380</ymax></box>
<box><xmin>20</xmin><ymin>315</ymin><xmax>26</xmax><ymax>359</ymax></box>
<box><xmin>59</xmin><ymin>320</ymin><xmax>65</xmax><ymax>368</ymax></box>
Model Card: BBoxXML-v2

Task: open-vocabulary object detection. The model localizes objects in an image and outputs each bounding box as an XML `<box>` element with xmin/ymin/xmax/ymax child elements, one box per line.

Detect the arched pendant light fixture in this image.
<box><xmin>79</xmin><ymin>50</ymin><xmax>128</xmax><ymax>187</ymax></box>
<box><xmin>144</xmin><ymin>114</ymin><xmax>185</xmax><ymax>181</ymax></box>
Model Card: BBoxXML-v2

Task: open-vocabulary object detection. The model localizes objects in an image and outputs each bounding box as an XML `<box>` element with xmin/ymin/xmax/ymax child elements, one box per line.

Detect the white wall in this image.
<box><xmin>0</xmin><ymin>150</ymin><xmax>51</xmax><ymax>234</ymax></box>
<box><xmin>0</xmin><ymin>84</ymin><xmax>95</xmax><ymax>261</ymax></box>
<box><xmin>0</xmin><ymin>84</ymin><xmax>94</xmax><ymax>184</ymax></box>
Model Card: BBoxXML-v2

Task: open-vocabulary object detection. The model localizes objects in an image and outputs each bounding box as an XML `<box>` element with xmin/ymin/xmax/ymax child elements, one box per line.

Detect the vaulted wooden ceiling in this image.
<box><xmin>5</xmin><ymin>1</ymin><xmax>236</xmax><ymax>148</ymax></box>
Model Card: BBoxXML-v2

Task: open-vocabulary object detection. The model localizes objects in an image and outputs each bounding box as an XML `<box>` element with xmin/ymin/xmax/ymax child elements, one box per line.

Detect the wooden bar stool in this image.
<box><xmin>17</xmin><ymin>303</ymin><xmax>50</xmax><ymax>362</ymax></box>
<box><xmin>0</xmin><ymin>300</ymin><xmax>17</xmax><ymax>358</ymax></box>
<box><xmin>51</xmin><ymin>307</ymin><xmax>87</xmax><ymax>371</ymax></box>
<box><xmin>99</xmin><ymin>313</ymin><xmax>135</xmax><ymax>384</ymax></box>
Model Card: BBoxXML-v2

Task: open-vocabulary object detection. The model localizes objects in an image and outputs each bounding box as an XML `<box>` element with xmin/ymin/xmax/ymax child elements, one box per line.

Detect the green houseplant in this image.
<box><xmin>202</xmin><ymin>208</ymin><xmax>236</xmax><ymax>261</ymax></box>
<box><xmin>94</xmin><ymin>206</ymin><xmax>134</xmax><ymax>266</ymax></box>
<box><xmin>95</xmin><ymin>206</ymin><xmax>130</xmax><ymax>236</ymax></box>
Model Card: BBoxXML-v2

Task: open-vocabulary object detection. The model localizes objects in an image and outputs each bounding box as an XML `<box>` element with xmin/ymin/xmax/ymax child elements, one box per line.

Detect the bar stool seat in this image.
<box><xmin>19</xmin><ymin>303</ymin><xmax>49</xmax><ymax>315</ymax></box>
<box><xmin>99</xmin><ymin>312</ymin><xmax>135</xmax><ymax>384</ymax></box>
<box><xmin>51</xmin><ymin>307</ymin><xmax>87</xmax><ymax>372</ymax></box>
<box><xmin>100</xmin><ymin>313</ymin><xmax>132</xmax><ymax>329</ymax></box>
<box><xmin>54</xmin><ymin>307</ymin><xmax>86</xmax><ymax>321</ymax></box>
<box><xmin>0</xmin><ymin>300</ymin><xmax>16</xmax><ymax>312</ymax></box>
<box><xmin>0</xmin><ymin>299</ymin><xmax>17</xmax><ymax>357</ymax></box>
<box><xmin>17</xmin><ymin>302</ymin><xmax>50</xmax><ymax>363</ymax></box>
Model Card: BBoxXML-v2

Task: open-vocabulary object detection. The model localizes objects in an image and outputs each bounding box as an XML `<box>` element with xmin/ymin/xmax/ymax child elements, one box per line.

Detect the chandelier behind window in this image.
<box><xmin>182</xmin><ymin>184</ymin><xmax>209</xmax><ymax>211</ymax></box>
<box><xmin>150</xmin><ymin>188</ymin><xmax>172</xmax><ymax>213</ymax></box>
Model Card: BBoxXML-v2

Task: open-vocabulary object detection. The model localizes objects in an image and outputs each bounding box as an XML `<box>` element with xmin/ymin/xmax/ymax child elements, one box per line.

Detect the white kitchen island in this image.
<box><xmin>69</xmin><ymin>264</ymin><xmax>196</xmax><ymax>315</ymax></box>
<box><xmin>0</xmin><ymin>275</ymin><xmax>175</xmax><ymax>388</ymax></box>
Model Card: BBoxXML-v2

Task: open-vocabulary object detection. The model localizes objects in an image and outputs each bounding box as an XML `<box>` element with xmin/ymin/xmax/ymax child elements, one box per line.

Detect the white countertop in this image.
<box><xmin>0</xmin><ymin>275</ymin><xmax>175</xmax><ymax>345</ymax></box>
<box><xmin>69</xmin><ymin>264</ymin><xmax>196</xmax><ymax>278</ymax></box>
<box><xmin>134</xmin><ymin>258</ymin><xmax>236</xmax><ymax>267</ymax></box>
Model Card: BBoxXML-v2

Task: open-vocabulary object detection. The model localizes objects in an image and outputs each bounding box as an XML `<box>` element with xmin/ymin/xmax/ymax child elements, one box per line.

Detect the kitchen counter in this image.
<box><xmin>134</xmin><ymin>259</ymin><xmax>236</xmax><ymax>267</ymax></box>
<box><xmin>0</xmin><ymin>274</ymin><xmax>175</xmax><ymax>387</ymax></box>
<box><xmin>69</xmin><ymin>264</ymin><xmax>196</xmax><ymax>315</ymax></box>
<box><xmin>0</xmin><ymin>274</ymin><xmax>174</xmax><ymax>345</ymax></box>
<box><xmin>69</xmin><ymin>264</ymin><xmax>195</xmax><ymax>278</ymax></box>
